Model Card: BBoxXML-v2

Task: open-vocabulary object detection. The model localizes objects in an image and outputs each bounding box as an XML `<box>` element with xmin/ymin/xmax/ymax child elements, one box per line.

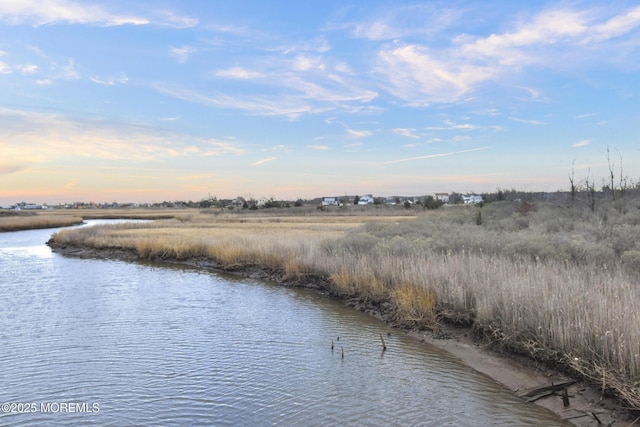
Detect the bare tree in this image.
<box><xmin>617</xmin><ymin>148</ymin><xmax>628</xmax><ymax>199</ymax></box>
<box><xmin>568</xmin><ymin>160</ymin><xmax>577</xmax><ymax>205</ymax></box>
<box><xmin>606</xmin><ymin>146</ymin><xmax>616</xmax><ymax>201</ymax></box>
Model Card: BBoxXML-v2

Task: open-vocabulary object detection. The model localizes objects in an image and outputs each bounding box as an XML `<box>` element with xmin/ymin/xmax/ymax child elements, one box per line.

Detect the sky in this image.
<box><xmin>1</xmin><ymin>0</ymin><xmax>639</xmax><ymax>204</ymax></box>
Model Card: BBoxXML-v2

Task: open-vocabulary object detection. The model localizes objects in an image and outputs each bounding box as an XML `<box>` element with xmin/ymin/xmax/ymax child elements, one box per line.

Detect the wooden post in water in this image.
<box><xmin>331</xmin><ymin>339</ymin><xmax>334</xmax><ymax>352</ymax></box>
<box><xmin>562</xmin><ymin>386</ymin><xmax>570</xmax><ymax>407</ymax></box>
<box><xmin>341</xmin><ymin>347</ymin><xmax>344</xmax><ymax>359</ymax></box>
<box><xmin>380</xmin><ymin>334</ymin><xmax>387</xmax><ymax>351</ymax></box>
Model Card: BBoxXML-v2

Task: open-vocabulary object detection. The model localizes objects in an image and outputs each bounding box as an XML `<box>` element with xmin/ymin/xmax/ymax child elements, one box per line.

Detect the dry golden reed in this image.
<box><xmin>328</xmin><ymin>270</ymin><xmax>386</xmax><ymax>301</ymax></box>
<box><xmin>0</xmin><ymin>212</ymin><xmax>83</xmax><ymax>231</ymax></box>
<box><xmin>390</xmin><ymin>283</ymin><xmax>436</xmax><ymax>327</ymax></box>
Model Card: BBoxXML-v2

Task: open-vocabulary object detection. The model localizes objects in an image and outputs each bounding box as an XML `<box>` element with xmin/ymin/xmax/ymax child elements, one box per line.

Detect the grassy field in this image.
<box><xmin>47</xmin><ymin>198</ymin><xmax>640</xmax><ymax>409</ymax></box>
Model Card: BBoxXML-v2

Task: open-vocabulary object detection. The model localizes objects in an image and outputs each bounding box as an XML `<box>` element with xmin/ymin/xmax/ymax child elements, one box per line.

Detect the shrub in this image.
<box><xmin>621</xmin><ymin>250</ymin><xmax>640</xmax><ymax>274</ymax></box>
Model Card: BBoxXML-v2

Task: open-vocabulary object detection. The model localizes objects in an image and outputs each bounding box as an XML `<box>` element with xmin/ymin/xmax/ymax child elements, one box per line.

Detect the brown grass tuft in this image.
<box><xmin>391</xmin><ymin>283</ymin><xmax>437</xmax><ymax>328</ymax></box>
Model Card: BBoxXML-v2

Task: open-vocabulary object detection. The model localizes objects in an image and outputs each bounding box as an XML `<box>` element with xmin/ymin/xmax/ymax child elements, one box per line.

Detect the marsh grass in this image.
<box><xmin>391</xmin><ymin>283</ymin><xmax>437</xmax><ymax>327</ymax></box>
<box><xmin>49</xmin><ymin>201</ymin><xmax>640</xmax><ymax>408</ymax></box>
<box><xmin>329</xmin><ymin>269</ymin><xmax>387</xmax><ymax>302</ymax></box>
<box><xmin>0</xmin><ymin>211</ymin><xmax>83</xmax><ymax>231</ymax></box>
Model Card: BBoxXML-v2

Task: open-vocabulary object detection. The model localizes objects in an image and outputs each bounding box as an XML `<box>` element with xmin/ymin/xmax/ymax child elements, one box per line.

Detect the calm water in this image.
<box><xmin>0</xmin><ymin>222</ymin><xmax>568</xmax><ymax>426</ymax></box>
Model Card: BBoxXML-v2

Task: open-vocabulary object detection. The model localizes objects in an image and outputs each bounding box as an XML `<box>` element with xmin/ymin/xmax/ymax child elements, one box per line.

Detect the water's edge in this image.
<box><xmin>46</xmin><ymin>243</ymin><xmax>626</xmax><ymax>426</ymax></box>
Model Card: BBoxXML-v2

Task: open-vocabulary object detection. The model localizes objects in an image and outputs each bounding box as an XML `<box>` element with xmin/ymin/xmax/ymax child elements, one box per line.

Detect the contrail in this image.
<box><xmin>380</xmin><ymin>146</ymin><xmax>490</xmax><ymax>165</ymax></box>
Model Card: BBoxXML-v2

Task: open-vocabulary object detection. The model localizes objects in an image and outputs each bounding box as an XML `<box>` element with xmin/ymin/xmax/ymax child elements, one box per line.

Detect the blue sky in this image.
<box><xmin>1</xmin><ymin>0</ymin><xmax>639</xmax><ymax>204</ymax></box>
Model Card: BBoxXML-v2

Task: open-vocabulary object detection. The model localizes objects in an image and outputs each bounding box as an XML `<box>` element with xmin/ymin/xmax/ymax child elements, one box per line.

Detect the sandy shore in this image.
<box><xmin>49</xmin><ymin>244</ymin><xmax>633</xmax><ymax>426</ymax></box>
<box><xmin>413</xmin><ymin>328</ymin><xmax>629</xmax><ymax>426</ymax></box>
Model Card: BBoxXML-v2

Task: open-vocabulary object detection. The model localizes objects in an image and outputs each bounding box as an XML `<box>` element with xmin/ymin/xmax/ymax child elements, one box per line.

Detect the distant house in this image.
<box><xmin>385</xmin><ymin>196</ymin><xmax>398</xmax><ymax>205</ymax></box>
<box><xmin>15</xmin><ymin>203</ymin><xmax>40</xmax><ymax>210</ymax></box>
<box><xmin>227</xmin><ymin>197</ymin><xmax>246</xmax><ymax>209</ymax></box>
<box><xmin>357</xmin><ymin>194</ymin><xmax>374</xmax><ymax>205</ymax></box>
<box><xmin>434</xmin><ymin>193</ymin><xmax>449</xmax><ymax>203</ymax></box>
<box><xmin>463</xmin><ymin>195</ymin><xmax>483</xmax><ymax>204</ymax></box>
<box><xmin>321</xmin><ymin>197</ymin><xmax>339</xmax><ymax>206</ymax></box>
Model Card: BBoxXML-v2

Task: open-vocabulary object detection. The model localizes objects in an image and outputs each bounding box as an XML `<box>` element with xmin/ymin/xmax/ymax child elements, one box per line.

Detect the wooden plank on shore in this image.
<box><xmin>517</xmin><ymin>380</ymin><xmax>577</xmax><ymax>402</ymax></box>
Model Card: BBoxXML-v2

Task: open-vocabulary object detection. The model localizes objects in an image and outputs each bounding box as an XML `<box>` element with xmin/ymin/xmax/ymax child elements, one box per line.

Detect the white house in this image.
<box><xmin>321</xmin><ymin>197</ymin><xmax>339</xmax><ymax>206</ymax></box>
<box><xmin>463</xmin><ymin>195</ymin><xmax>483</xmax><ymax>204</ymax></box>
<box><xmin>228</xmin><ymin>197</ymin><xmax>245</xmax><ymax>209</ymax></box>
<box><xmin>434</xmin><ymin>193</ymin><xmax>449</xmax><ymax>203</ymax></box>
<box><xmin>357</xmin><ymin>194</ymin><xmax>374</xmax><ymax>205</ymax></box>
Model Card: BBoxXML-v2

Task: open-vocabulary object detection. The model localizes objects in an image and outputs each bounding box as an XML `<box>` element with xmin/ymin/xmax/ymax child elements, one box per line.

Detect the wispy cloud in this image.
<box><xmin>459</xmin><ymin>9</ymin><xmax>590</xmax><ymax>66</ymax></box>
<box><xmin>344</xmin><ymin>4</ymin><xmax>458</xmax><ymax>41</ymax></box>
<box><xmin>345</xmin><ymin>142</ymin><xmax>363</xmax><ymax>152</ymax></box>
<box><xmin>373</xmin><ymin>5</ymin><xmax>640</xmax><ymax>104</ymax></box>
<box><xmin>50</xmin><ymin>58</ymin><xmax>80</xmax><ymax>81</ymax></box>
<box><xmin>426</xmin><ymin>120</ymin><xmax>478</xmax><ymax>131</ymax></box>
<box><xmin>346</xmin><ymin>129</ymin><xmax>373</xmax><ymax>138</ymax></box>
<box><xmin>403</xmin><ymin>142</ymin><xmax>421</xmax><ymax>149</ymax></box>
<box><xmin>277</xmin><ymin>37</ymin><xmax>331</xmax><ymax>55</ymax></box>
<box><xmin>90</xmin><ymin>72</ymin><xmax>128</xmax><ymax>85</ymax></box>
<box><xmin>158</xmin><ymin>38</ymin><xmax>377</xmax><ymax>119</ymax></box>
<box><xmin>509</xmin><ymin>117</ymin><xmax>546</xmax><ymax>125</ymax></box>
<box><xmin>380</xmin><ymin>146</ymin><xmax>490</xmax><ymax>165</ymax></box>
<box><xmin>0</xmin><ymin>52</ymin><xmax>39</xmax><ymax>75</ymax></box>
<box><xmin>307</xmin><ymin>144</ymin><xmax>330</xmax><ymax>151</ymax></box>
<box><xmin>154</xmin><ymin>9</ymin><xmax>198</xmax><ymax>29</ymax></box>
<box><xmin>169</xmin><ymin>46</ymin><xmax>195</xmax><ymax>63</ymax></box>
<box><xmin>252</xmin><ymin>157</ymin><xmax>277</xmax><ymax>166</ymax></box>
<box><xmin>572</xmin><ymin>139</ymin><xmax>590</xmax><ymax>147</ymax></box>
<box><xmin>263</xmin><ymin>144</ymin><xmax>290</xmax><ymax>153</ymax></box>
<box><xmin>0</xmin><ymin>0</ymin><xmax>149</xmax><ymax>26</ymax></box>
<box><xmin>392</xmin><ymin>128</ymin><xmax>420</xmax><ymax>138</ymax></box>
<box><xmin>587</xmin><ymin>5</ymin><xmax>640</xmax><ymax>42</ymax></box>
<box><xmin>154</xmin><ymin>65</ymin><xmax>377</xmax><ymax>119</ymax></box>
<box><xmin>0</xmin><ymin>0</ymin><xmax>197</xmax><ymax>28</ymax></box>
<box><xmin>282</xmin><ymin>75</ymin><xmax>377</xmax><ymax>103</ymax></box>
<box><xmin>517</xmin><ymin>86</ymin><xmax>544</xmax><ymax>101</ymax></box>
<box><xmin>17</xmin><ymin>64</ymin><xmax>38</xmax><ymax>74</ymax></box>
<box><xmin>64</xmin><ymin>178</ymin><xmax>78</xmax><ymax>190</ymax></box>
<box><xmin>376</xmin><ymin>44</ymin><xmax>490</xmax><ymax>104</ymax></box>
<box><xmin>0</xmin><ymin>108</ymin><xmax>244</xmax><ymax>165</ymax></box>
<box><xmin>0</xmin><ymin>162</ymin><xmax>26</xmax><ymax>175</ymax></box>
<box><xmin>153</xmin><ymin>84</ymin><xmax>314</xmax><ymax>119</ymax></box>
<box><xmin>292</xmin><ymin>55</ymin><xmax>326</xmax><ymax>72</ymax></box>
<box><xmin>425</xmin><ymin>120</ymin><xmax>502</xmax><ymax>132</ymax></box>
<box><xmin>202</xmin><ymin>139</ymin><xmax>245</xmax><ymax>156</ymax></box>
<box><xmin>214</xmin><ymin>67</ymin><xmax>263</xmax><ymax>79</ymax></box>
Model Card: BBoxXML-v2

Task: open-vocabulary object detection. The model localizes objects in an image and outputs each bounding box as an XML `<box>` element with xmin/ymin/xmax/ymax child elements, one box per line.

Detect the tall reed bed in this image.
<box><xmin>49</xmin><ymin>202</ymin><xmax>640</xmax><ymax>408</ymax></box>
<box><xmin>0</xmin><ymin>212</ymin><xmax>83</xmax><ymax>231</ymax></box>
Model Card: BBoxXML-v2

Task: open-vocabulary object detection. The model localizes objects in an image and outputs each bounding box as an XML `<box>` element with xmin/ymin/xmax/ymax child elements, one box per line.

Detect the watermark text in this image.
<box><xmin>1</xmin><ymin>402</ymin><xmax>99</xmax><ymax>414</ymax></box>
